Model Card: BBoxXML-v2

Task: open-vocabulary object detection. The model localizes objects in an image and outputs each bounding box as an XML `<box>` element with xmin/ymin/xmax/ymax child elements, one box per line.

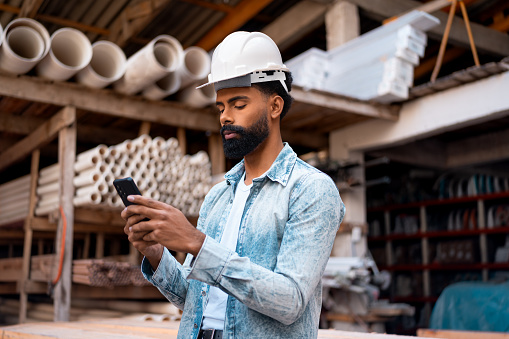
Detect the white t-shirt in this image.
<box><xmin>201</xmin><ymin>173</ymin><xmax>252</xmax><ymax>330</ymax></box>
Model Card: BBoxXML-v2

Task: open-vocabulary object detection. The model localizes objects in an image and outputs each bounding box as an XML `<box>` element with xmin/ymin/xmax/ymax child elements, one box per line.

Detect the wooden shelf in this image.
<box><xmin>368</xmin><ymin>226</ymin><xmax>509</xmax><ymax>242</ymax></box>
<box><xmin>368</xmin><ymin>191</ymin><xmax>509</xmax><ymax>212</ymax></box>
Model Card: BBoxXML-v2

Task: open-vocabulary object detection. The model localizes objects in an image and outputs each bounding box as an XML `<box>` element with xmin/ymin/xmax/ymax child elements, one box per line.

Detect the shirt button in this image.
<box><xmin>202</xmin><ymin>291</ymin><xmax>206</xmax><ymax>296</ymax></box>
<box><xmin>230</xmin><ymin>199</ymin><xmax>233</xmax><ymax>203</ymax></box>
<box><xmin>194</xmin><ymin>323</ymin><xmax>198</xmax><ymax>328</ymax></box>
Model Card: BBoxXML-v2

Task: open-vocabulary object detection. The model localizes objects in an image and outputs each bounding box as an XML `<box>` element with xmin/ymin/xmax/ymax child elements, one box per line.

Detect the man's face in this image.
<box><xmin>216</xmin><ymin>87</ymin><xmax>270</xmax><ymax>159</ymax></box>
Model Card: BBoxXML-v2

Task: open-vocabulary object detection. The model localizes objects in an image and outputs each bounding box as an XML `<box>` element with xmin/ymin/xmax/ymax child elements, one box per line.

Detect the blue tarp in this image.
<box><xmin>430</xmin><ymin>281</ymin><xmax>509</xmax><ymax>332</ymax></box>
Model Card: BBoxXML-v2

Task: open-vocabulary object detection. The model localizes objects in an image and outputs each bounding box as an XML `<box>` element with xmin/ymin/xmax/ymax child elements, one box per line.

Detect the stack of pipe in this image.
<box><xmin>0</xmin><ymin>175</ymin><xmax>30</xmax><ymax>225</ymax></box>
<box><xmin>0</xmin><ymin>17</ymin><xmax>214</xmax><ymax>106</ymax></box>
<box><xmin>286</xmin><ymin>10</ymin><xmax>440</xmax><ymax>103</ymax></box>
<box><xmin>72</xmin><ymin>258</ymin><xmax>150</xmax><ymax>287</ymax></box>
<box><xmin>34</xmin><ymin>134</ymin><xmax>212</xmax><ymax>217</ymax></box>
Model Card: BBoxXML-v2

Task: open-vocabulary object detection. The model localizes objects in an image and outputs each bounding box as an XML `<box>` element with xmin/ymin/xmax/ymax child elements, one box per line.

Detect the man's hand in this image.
<box><xmin>121</xmin><ymin>195</ymin><xmax>205</xmax><ymax>257</ymax></box>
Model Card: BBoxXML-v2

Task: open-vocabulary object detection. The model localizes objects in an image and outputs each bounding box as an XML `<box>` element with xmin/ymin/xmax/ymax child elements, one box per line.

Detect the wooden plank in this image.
<box><xmin>417</xmin><ymin>329</ymin><xmax>509</xmax><ymax>339</ymax></box>
<box><xmin>292</xmin><ymin>87</ymin><xmax>399</xmax><ymax>121</ymax></box>
<box><xmin>0</xmin><ymin>114</ymin><xmax>44</xmax><ymax>135</ymax></box>
<box><xmin>196</xmin><ymin>0</ymin><xmax>274</xmax><ymax>51</ymax></box>
<box><xmin>53</xmin><ymin>107</ymin><xmax>76</xmax><ymax>322</ymax></box>
<box><xmin>0</xmin><ymin>106</ymin><xmax>75</xmax><ymax>172</ymax></box>
<box><xmin>177</xmin><ymin>127</ymin><xmax>187</xmax><ymax>155</ymax></box>
<box><xmin>0</xmin><ymin>74</ymin><xmax>219</xmax><ymax>132</ymax></box>
<box><xmin>263</xmin><ymin>1</ymin><xmax>327</xmax><ymax>50</ymax></box>
<box><xmin>348</xmin><ymin>0</ymin><xmax>509</xmax><ymax>57</ymax></box>
<box><xmin>281</xmin><ymin>129</ymin><xmax>328</xmax><ymax>149</ymax></box>
<box><xmin>19</xmin><ymin>149</ymin><xmax>40</xmax><ymax>323</ymax></box>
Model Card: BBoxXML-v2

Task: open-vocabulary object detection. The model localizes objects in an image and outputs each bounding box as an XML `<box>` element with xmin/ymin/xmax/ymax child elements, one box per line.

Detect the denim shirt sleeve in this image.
<box><xmin>141</xmin><ymin>247</ymin><xmax>191</xmax><ymax>310</ymax></box>
<box><xmin>186</xmin><ymin>172</ymin><xmax>345</xmax><ymax>325</ymax></box>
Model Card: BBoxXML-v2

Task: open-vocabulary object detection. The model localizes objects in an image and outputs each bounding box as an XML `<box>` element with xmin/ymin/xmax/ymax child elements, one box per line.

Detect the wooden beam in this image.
<box><xmin>196</xmin><ymin>0</ymin><xmax>274</xmax><ymax>51</ymax></box>
<box><xmin>291</xmin><ymin>86</ymin><xmax>400</xmax><ymax>121</ymax></box>
<box><xmin>262</xmin><ymin>1</ymin><xmax>327</xmax><ymax>51</ymax></box>
<box><xmin>0</xmin><ymin>3</ymin><xmax>110</xmax><ymax>35</ymax></box>
<box><xmin>348</xmin><ymin>0</ymin><xmax>509</xmax><ymax>57</ymax></box>
<box><xmin>0</xmin><ymin>74</ymin><xmax>219</xmax><ymax>132</ymax></box>
<box><xmin>54</xmin><ymin>107</ymin><xmax>76</xmax><ymax>322</ymax></box>
<box><xmin>0</xmin><ymin>106</ymin><xmax>76</xmax><ymax>172</ymax></box>
<box><xmin>19</xmin><ymin>0</ymin><xmax>44</xmax><ymax>18</ymax></box>
<box><xmin>109</xmin><ymin>0</ymin><xmax>171</xmax><ymax>47</ymax></box>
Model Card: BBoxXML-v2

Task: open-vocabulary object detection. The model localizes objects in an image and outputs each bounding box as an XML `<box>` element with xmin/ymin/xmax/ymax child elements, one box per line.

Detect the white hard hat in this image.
<box><xmin>197</xmin><ymin>31</ymin><xmax>290</xmax><ymax>92</ymax></box>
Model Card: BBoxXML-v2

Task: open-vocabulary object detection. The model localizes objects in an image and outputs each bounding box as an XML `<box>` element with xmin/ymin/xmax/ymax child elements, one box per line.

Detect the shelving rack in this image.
<box><xmin>367</xmin><ymin>191</ymin><xmax>509</xmax><ymax>326</ymax></box>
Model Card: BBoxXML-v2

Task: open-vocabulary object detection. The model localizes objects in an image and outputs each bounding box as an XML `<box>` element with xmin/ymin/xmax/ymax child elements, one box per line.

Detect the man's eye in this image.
<box><xmin>235</xmin><ymin>105</ymin><xmax>246</xmax><ymax>109</ymax></box>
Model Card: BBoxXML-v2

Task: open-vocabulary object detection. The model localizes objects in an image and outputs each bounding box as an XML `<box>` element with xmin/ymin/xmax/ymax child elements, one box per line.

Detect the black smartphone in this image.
<box><xmin>113</xmin><ymin>177</ymin><xmax>143</xmax><ymax>207</ymax></box>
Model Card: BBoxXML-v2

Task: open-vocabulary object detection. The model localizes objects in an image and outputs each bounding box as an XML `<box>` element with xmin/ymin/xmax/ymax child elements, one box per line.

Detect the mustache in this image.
<box><xmin>220</xmin><ymin>124</ymin><xmax>245</xmax><ymax>135</ymax></box>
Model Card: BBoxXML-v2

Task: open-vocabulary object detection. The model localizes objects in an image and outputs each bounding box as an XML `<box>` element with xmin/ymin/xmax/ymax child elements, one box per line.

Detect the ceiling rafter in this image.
<box><xmin>178</xmin><ymin>0</ymin><xmax>234</xmax><ymax>14</ymax></box>
<box><xmin>195</xmin><ymin>0</ymin><xmax>275</xmax><ymax>51</ymax></box>
<box><xmin>18</xmin><ymin>0</ymin><xmax>44</xmax><ymax>18</ymax></box>
<box><xmin>108</xmin><ymin>0</ymin><xmax>172</xmax><ymax>47</ymax></box>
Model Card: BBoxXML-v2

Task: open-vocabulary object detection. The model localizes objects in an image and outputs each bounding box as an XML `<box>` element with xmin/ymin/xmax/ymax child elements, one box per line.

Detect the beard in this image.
<box><xmin>221</xmin><ymin>112</ymin><xmax>270</xmax><ymax>159</ymax></box>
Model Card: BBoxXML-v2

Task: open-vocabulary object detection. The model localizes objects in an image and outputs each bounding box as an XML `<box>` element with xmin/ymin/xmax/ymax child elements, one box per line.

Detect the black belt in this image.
<box><xmin>198</xmin><ymin>329</ymin><xmax>223</xmax><ymax>339</ymax></box>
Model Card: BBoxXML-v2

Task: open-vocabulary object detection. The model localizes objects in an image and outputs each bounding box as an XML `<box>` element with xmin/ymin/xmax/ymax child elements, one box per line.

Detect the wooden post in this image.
<box><xmin>19</xmin><ymin>149</ymin><xmax>40</xmax><ymax>323</ymax></box>
<box><xmin>96</xmin><ymin>233</ymin><xmax>105</xmax><ymax>259</ymax></box>
<box><xmin>177</xmin><ymin>127</ymin><xmax>187</xmax><ymax>155</ymax></box>
<box><xmin>138</xmin><ymin>121</ymin><xmax>151</xmax><ymax>136</ymax></box>
<box><xmin>208</xmin><ymin>133</ymin><xmax>225</xmax><ymax>175</ymax></box>
<box><xmin>325</xmin><ymin>1</ymin><xmax>360</xmax><ymax>50</ymax></box>
<box><xmin>53</xmin><ymin>106</ymin><xmax>76</xmax><ymax>322</ymax></box>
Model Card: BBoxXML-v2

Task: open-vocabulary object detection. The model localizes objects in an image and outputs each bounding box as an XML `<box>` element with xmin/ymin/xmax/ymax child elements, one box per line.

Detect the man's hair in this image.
<box><xmin>252</xmin><ymin>71</ymin><xmax>293</xmax><ymax>120</ymax></box>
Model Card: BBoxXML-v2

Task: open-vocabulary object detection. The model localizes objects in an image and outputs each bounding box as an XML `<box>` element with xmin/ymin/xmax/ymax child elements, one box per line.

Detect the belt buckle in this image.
<box><xmin>202</xmin><ymin>329</ymin><xmax>215</xmax><ymax>339</ymax></box>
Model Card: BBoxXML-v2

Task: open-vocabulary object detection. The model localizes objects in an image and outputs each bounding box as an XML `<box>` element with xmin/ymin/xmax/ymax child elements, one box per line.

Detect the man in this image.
<box><xmin>122</xmin><ymin>31</ymin><xmax>345</xmax><ymax>339</ymax></box>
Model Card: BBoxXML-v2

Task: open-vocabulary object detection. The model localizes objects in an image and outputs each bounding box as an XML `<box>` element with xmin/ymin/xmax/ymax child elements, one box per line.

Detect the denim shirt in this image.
<box><xmin>142</xmin><ymin>143</ymin><xmax>345</xmax><ymax>339</ymax></box>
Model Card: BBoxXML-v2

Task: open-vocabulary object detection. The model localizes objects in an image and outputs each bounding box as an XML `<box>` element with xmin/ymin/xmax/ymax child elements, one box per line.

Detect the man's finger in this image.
<box><xmin>127</xmin><ymin>195</ymin><xmax>166</xmax><ymax>210</ymax></box>
<box><xmin>129</xmin><ymin>220</ymin><xmax>155</xmax><ymax>233</ymax></box>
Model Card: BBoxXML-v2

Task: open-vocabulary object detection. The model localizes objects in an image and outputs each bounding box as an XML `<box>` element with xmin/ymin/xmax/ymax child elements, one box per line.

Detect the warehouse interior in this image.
<box><xmin>0</xmin><ymin>0</ymin><xmax>508</xmax><ymax>338</ymax></box>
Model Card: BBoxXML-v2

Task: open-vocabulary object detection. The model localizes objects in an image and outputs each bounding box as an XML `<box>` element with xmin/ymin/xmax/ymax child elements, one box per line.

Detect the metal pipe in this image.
<box><xmin>0</xmin><ymin>18</ymin><xmax>50</xmax><ymax>75</ymax></box>
<box><xmin>76</xmin><ymin>40</ymin><xmax>126</xmax><ymax>89</ymax></box>
<box><xmin>114</xmin><ymin>35</ymin><xmax>183</xmax><ymax>95</ymax></box>
<box><xmin>36</xmin><ymin>27</ymin><xmax>92</xmax><ymax>81</ymax></box>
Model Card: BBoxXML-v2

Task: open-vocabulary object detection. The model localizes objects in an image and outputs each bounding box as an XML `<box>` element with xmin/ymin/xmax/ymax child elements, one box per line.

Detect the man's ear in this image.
<box><xmin>269</xmin><ymin>94</ymin><xmax>284</xmax><ymax>120</ymax></box>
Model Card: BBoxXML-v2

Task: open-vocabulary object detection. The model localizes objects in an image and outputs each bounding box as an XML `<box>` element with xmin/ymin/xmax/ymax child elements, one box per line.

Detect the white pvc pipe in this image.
<box><xmin>73</xmin><ymin>169</ymin><xmax>101</xmax><ymax>187</ymax></box>
<box><xmin>76</xmin><ymin>40</ymin><xmax>126</xmax><ymax>89</ymax></box>
<box><xmin>132</xmin><ymin>134</ymin><xmax>152</xmax><ymax>149</ymax></box>
<box><xmin>0</xmin><ymin>18</ymin><xmax>50</xmax><ymax>75</ymax></box>
<box><xmin>176</xmin><ymin>46</ymin><xmax>211</xmax><ymax>89</ymax></box>
<box><xmin>38</xmin><ymin>170</ymin><xmax>60</xmax><ymax>186</ymax></box>
<box><xmin>177</xmin><ymin>83</ymin><xmax>216</xmax><ymax>108</ymax></box>
<box><xmin>114</xmin><ymin>35</ymin><xmax>183</xmax><ymax>95</ymax></box>
<box><xmin>77</xmin><ymin>145</ymin><xmax>108</xmax><ymax>162</ymax></box>
<box><xmin>36</xmin><ymin>27</ymin><xmax>92</xmax><ymax>81</ymax></box>
<box><xmin>166</xmin><ymin>138</ymin><xmax>179</xmax><ymax>151</ymax></box>
<box><xmin>37</xmin><ymin>192</ymin><xmax>59</xmax><ymax>208</ymax></box>
<box><xmin>142</xmin><ymin>71</ymin><xmax>181</xmax><ymax>100</ymax></box>
<box><xmin>36</xmin><ymin>181</ymin><xmax>59</xmax><ymax>195</ymax></box>
<box><xmin>76</xmin><ymin>180</ymin><xmax>108</xmax><ymax>197</ymax></box>
<box><xmin>0</xmin><ymin>174</ymin><xmax>30</xmax><ymax>191</ymax></box>
<box><xmin>74</xmin><ymin>154</ymin><xmax>100</xmax><ymax>173</ymax></box>
<box><xmin>73</xmin><ymin>192</ymin><xmax>102</xmax><ymax>206</ymax></box>
<box><xmin>35</xmin><ymin>203</ymin><xmax>58</xmax><ymax>216</ymax></box>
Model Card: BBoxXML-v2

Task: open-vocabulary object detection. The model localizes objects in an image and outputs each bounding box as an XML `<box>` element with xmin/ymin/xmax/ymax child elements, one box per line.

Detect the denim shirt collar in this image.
<box><xmin>224</xmin><ymin>142</ymin><xmax>296</xmax><ymax>188</ymax></box>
